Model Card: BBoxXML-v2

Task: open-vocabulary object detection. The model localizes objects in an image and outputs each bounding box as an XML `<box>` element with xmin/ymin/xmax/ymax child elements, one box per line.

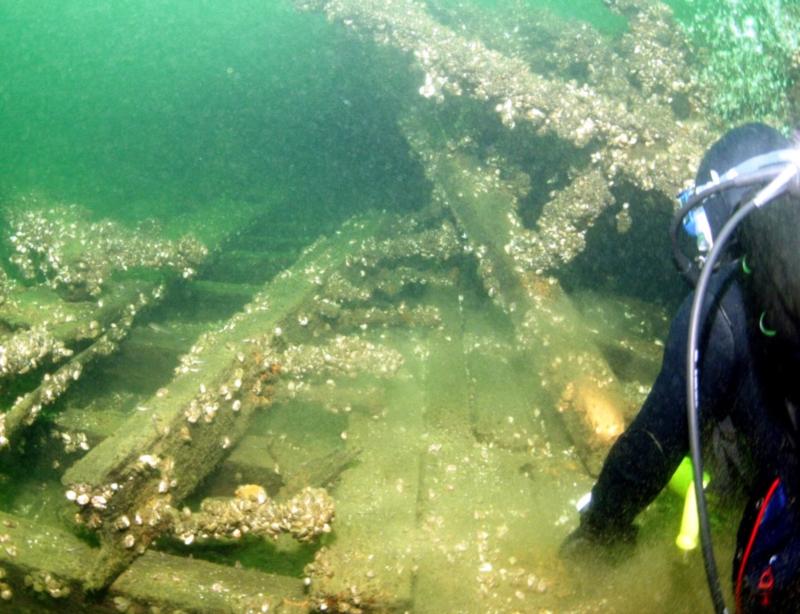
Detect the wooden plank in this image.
<box><xmin>203</xmin><ymin>433</ymin><xmax>357</xmax><ymax>500</ymax></box>
<box><xmin>108</xmin><ymin>550</ymin><xmax>307</xmax><ymax>614</ymax></box>
<box><xmin>1</xmin><ymin>281</ymin><xmax>159</xmax><ymax>449</ymax></box>
<box><xmin>61</xmin><ymin>213</ymin><xmax>389</xmax><ymax>590</ymax></box>
<box><xmin>412</xmin><ymin>282</ymin><xmax>593</xmax><ymax>613</ymax></box>
<box><xmin>427</xmin><ymin>149</ymin><xmax>635</xmax><ymax>475</ymax></box>
<box><xmin>181</xmin><ymin>280</ymin><xmax>263</xmax><ymax>306</ymax></box>
<box><xmin>413</xmin><ymin>284</ymin><xmax>507</xmax><ymax>611</ymax></box>
<box><xmin>302</xmin><ymin>343</ymin><xmax>423</xmax><ymax>611</ymax></box>
<box><xmin>0</xmin><ymin>201</ymin><xmax>272</xmax><ymax>451</ymax></box>
<box><xmin>0</xmin><ymin>287</ymin><xmax>94</xmax><ymax>335</ymax></box>
<box><xmin>467</xmin><ymin>346</ymin><xmax>545</xmax><ymax>451</ymax></box>
<box><xmin>204</xmin><ymin>250</ymin><xmax>300</xmax><ymax>284</ymax></box>
<box><xmin>0</xmin><ymin>510</ymin><xmax>97</xmax><ymax>609</ymax></box>
<box><xmin>0</xmin><ymin>281</ymin><xmax>152</xmax><ymax>382</ymax></box>
<box><xmin>51</xmin><ymin>322</ymin><xmax>213</xmax><ymax>444</ymax></box>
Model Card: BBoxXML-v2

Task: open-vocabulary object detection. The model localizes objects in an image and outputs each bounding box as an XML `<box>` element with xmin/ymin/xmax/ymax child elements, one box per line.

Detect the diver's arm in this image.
<box><xmin>580</xmin><ymin>278</ymin><xmax>739</xmax><ymax>537</ymax></box>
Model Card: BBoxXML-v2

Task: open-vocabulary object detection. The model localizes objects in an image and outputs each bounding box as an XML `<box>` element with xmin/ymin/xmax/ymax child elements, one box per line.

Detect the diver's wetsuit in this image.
<box><xmin>574</xmin><ymin>122</ymin><xmax>800</xmax><ymax>610</ymax></box>
<box><xmin>582</xmin><ymin>261</ymin><xmax>799</xmax><ymax>539</ymax></box>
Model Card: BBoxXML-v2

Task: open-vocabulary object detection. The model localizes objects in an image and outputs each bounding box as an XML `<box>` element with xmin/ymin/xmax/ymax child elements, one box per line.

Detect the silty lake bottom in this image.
<box><xmin>0</xmin><ymin>0</ymin><xmax>797</xmax><ymax>611</ymax></box>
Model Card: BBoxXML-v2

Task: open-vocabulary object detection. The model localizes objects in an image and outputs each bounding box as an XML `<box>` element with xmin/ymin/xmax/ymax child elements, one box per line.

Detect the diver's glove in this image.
<box><xmin>559</xmin><ymin>508</ymin><xmax>638</xmax><ymax>561</ymax></box>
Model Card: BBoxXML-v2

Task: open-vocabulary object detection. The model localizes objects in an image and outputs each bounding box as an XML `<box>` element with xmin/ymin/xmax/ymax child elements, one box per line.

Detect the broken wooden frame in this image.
<box><xmin>0</xmin><ymin>203</ymin><xmax>265</xmax><ymax>451</ymax></box>
<box><xmin>59</xmin><ymin>213</ymin><xmax>394</xmax><ymax>590</ymax></box>
<box><xmin>293</xmin><ymin>0</ymin><xmax>713</xmax><ymax>244</ymax></box>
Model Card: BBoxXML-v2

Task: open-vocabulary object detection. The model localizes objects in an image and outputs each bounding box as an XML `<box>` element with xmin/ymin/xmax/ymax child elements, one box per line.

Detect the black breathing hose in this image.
<box><xmin>670</xmin><ymin>167</ymin><xmax>784</xmax><ymax>284</ymax></box>
<box><xmin>685</xmin><ymin>202</ymin><xmax>756</xmax><ymax>614</ymax></box>
<box><xmin>686</xmin><ymin>158</ymin><xmax>800</xmax><ymax>613</ymax></box>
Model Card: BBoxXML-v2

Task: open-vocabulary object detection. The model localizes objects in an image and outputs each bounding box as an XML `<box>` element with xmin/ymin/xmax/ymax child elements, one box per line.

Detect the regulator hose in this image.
<box><xmin>686</xmin><ymin>161</ymin><xmax>800</xmax><ymax>614</ymax></box>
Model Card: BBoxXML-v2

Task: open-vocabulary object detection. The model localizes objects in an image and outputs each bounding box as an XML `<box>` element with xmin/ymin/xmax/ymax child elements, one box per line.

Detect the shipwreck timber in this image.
<box><xmin>0</xmin><ymin>0</ymin><xmax>755</xmax><ymax>611</ymax></box>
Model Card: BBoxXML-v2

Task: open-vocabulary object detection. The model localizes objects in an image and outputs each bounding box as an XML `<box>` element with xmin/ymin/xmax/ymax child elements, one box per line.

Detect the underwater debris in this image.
<box><xmin>302</xmin><ymin>543</ymin><xmax>414</xmax><ymax>614</ymax></box>
<box><xmin>296</xmin><ymin>0</ymin><xmax>645</xmax><ymax>144</ymax></box>
<box><xmin>399</xmin><ymin>119</ymin><xmax>637</xmax><ymax>473</ymax></box>
<box><xmin>429</xmin><ymin>0</ymin><xmax>702</xmax><ymax>115</ymax></box>
<box><xmin>603</xmin><ymin>0</ymin><xmax>705</xmax><ymax>108</ymax></box>
<box><xmin>56</xmin><ymin>430</ymin><xmax>90</xmax><ymax>454</ymax></box>
<box><xmin>294</xmin><ymin>0</ymin><xmax>709</xmax><ymax>203</ymax></box>
<box><xmin>0</xmin><ymin>285</ymin><xmax>156</xmax><ymax>450</ymax></box>
<box><xmin>59</xmin><ymin>213</ymin><xmax>392</xmax><ymax>591</ymax></box>
<box><xmin>0</xmin><ymin>323</ymin><xmax>72</xmax><ymax>378</ymax></box>
<box><xmin>278</xmin><ymin>335</ymin><xmax>404</xmax><ymax>381</ymax></box>
<box><xmin>298</xmin><ymin>214</ymin><xmax>460</xmax><ymax>339</ymax></box>
<box><xmin>87</xmin><ymin>484</ymin><xmax>333</xmax><ymax>560</ymax></box>
<box><xmin>558</xmin><ymin>378</ymin><xmax>625</xmax><ymax>442</ymax></box>
<box><xmin>7</xmin><ymin>201</ymin><xmax>207</xmax><ymax>300</ymax></box>
<box><xmin>0</xmin><ymin>195</ymin><xmax>230</xmax><ymax>453</ymax></box>
<box><xmin>106</xmin><ymin>549</ymin><xmax>305</xmax><ymax>613</ymax></box>
<box><xmin>0</xmin><ymin>3</ymin><xmax>748</xmax><ymax>610</ymax></box>
<box><xmin>503</xmin><ymin>169</ymin><xmax>614</xmax><ymax>272</ymax></box>
<box><xmin>0</xmin><ymin>279</ymin><xmax>157</xmax><ymax>383</ymax></box>
<box><xmin>168</xmin><ymin>484</ymin><xmax>334</xmax><ymax>544</ymax></box>
<box><xmin>322</xmin><ymin>272</ymin><xmax>374</xmax><ymax>305</ymax></box>
<box><xmin>24</xmin><ymin>570</ymin><xmax>71</xmax><ymax>599</ymax></box>
<box><xmin>368</xmin><ymin>266</ymin><xmax>456</xmax><ymax>297</ymax></box>
<box><xmin>320</xmin><ymin>303</ymin><xmax>442</xmax><ymax>334</ymax></box>
<box><xmin>355</xmin><ymin>221</ymin><xmax>462</xmax><ymax>267</ymax></box>
<box><xmin>322</xmin><ymin>265</ymin><xmax>454</xmax><ymax>309</ymax></box>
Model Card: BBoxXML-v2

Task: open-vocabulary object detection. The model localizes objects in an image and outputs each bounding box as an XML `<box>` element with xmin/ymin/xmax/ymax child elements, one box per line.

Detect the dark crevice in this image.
<box><xmin>560</xmin><ymin>180</ymin><xmax>686</xmax><ymax>309</ymax></box>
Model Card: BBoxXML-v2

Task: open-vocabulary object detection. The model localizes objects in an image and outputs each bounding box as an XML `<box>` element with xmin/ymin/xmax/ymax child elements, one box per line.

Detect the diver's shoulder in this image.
<box><xmin>711</xmin><ymin>260</ymin><xmax>752</xmax><ymax>333</ymax></box>
<box><xmin>697</xmin><ymin>260</ymin><xmax>748</xmax><ymax>308</ymax></box>
<box><xmin>673</xmin><ymin>261</ymin><xmax>748</xmax><ymax>335</ymax></box>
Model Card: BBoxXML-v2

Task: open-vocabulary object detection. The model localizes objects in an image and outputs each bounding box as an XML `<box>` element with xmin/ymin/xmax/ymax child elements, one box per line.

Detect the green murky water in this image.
<box><xmin>0</xmin><ymin>1</ymin><xmax>798</xmax><ymax>612</ymax></box>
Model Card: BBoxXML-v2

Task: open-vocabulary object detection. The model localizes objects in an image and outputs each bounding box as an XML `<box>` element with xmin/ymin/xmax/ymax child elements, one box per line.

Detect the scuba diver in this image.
<box><xmin>562</xmin><ymin>122</ymin><xmax>800</xmax><ymax>613</ymax></box>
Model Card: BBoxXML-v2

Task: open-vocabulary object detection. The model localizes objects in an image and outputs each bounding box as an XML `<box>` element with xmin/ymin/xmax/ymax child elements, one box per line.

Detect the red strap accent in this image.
<box><xmin>758</xmin><ymin>567</ymin><xmax>775</xmax><ymax>592</ymax></box>
<box><xmin>736</xmin><ymin>477</ymin><xmax>782</xmax><ymax>614</ymax></box>
<box><xmin>758</xmin><ymin>567</ymin><xmax>775</xmax><ymax>606</ymax></box>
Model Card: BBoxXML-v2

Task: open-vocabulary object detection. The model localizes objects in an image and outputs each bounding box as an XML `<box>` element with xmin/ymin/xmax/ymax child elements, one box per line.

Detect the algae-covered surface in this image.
<box><xmin>0</xmin><ymin>0</ymin><xmax>798</xmax><ymax>612</ymax></box>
